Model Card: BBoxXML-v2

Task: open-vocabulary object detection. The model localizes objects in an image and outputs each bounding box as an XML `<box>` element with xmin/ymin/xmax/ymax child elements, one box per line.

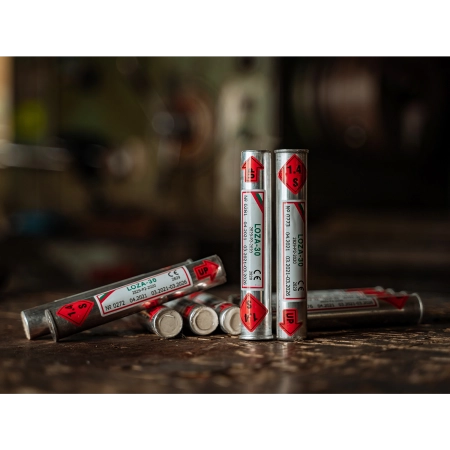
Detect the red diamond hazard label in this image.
<box><xmin>240</xmin><ymin>293</ymin><xmax>268</xmax><ymax>332</ymax></box>
<box><xmin>56</xmin><ymin>300</ymin><xmax>94</xmax><ymax>326</ymax></box>
<box><xmin>278</xmin><ymin>154</ymin><xmax>307</xmax><ymax>194</ymax></box>
<box><xmin>379</xmin><ymin>295</ymin><xmax>409</xmax><ymax>310</ymax></box>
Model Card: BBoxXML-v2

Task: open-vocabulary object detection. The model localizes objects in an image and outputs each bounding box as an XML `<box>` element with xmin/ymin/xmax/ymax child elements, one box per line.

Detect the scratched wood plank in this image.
<box><xmin>1</xmin><ymin>288</ymin><xmax>450</xmax><ymax>393</ymax></box>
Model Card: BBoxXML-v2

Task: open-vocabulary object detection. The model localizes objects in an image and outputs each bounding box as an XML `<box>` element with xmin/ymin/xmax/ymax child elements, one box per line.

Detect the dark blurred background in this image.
<box><xmin>0</xmin><ymin>56</ymin><xmax>449</xmax><ymax>297</ymax></box>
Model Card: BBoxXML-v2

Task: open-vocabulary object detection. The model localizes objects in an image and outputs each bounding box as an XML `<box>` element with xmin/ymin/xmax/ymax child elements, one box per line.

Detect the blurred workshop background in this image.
<box><xmin>0</xmin><ymin>56</ymin><xmax>449</xmax><ymax>298</ymax></box>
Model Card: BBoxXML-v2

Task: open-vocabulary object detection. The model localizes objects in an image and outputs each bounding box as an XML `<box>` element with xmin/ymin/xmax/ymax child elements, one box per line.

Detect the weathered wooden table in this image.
<box><xmin>1</xmin><ymin>287</ymin><xmax>450</xmax><ymax>393</ymax></box>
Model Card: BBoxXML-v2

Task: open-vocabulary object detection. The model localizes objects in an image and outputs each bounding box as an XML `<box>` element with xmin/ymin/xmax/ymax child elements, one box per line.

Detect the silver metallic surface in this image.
<box><xmin>275</xmin><ymin>149</ymin><xmax>308</xmax><ymax>341</ymax></box>
<box><xmin>229</xmin><ymin>289</ymin><xmax>423</xmax><ymax>330</ymax></box>
<box><xmin>45</xmin><ymin>255</ymin><xmax>226</xmax><ymax>342</ymax></box>
<box><xmin>189</xmin><ymin>292</ymin><xmax>241</xmax><ymax>335</ymax></box>
<box><xmin>21</xmin><ymin>259</ymin><xmax>193</xmax><ymax>340</ymax></box>
<box><xmin>139</xmin><ymin>306</ymin><xmax>183</xmax><ymax>338</ymax></box>
<box><xmin>165</xmin><ymin>298</ymin><xmax>219</xmax><ymax>335</ymax></box>
<box><xmin>240</xmin><ymin>149</ymin><xmax>272</xmax><ymax>340</ymax></box>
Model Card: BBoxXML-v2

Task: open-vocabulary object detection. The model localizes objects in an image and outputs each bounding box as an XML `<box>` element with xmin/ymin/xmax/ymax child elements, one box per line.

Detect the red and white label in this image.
<box><xmin>278</xmin><ymin>154</ymin><xmax>307</xmax><ymax>194</ymax></box>
<box><xmin>242</xmin><ymin>156</ymin><xmax>264</xmax><ymax>183</ymax></box>
<box><xmin>282</xmin><ymin>201</ymin><xmax>306</xmax><ymax>300</ymax></box>
<box><xmin>307</xmin><ymin>290</ymin><xmax>378</xmax><ymax>312</ymax></box>
<box><xmin>241</xmin><ymin>190</ymin><xmax>264</xmax><ymax>289</ymax></box>
<box><xmin>279</xmin><ymin>309</ymin><xmax>303</xmax><ymax>336</ymax></box>
<box><xmin>56</xmin><ymin>300</ymin><xmax>94</xmax><ymax>326</ymax></box>
<box><xmin>240</xmin><ymin>293</ymin><xmax>268</xmax><ymax>332</ymax></box>
<box><xmin>95</xmin><ymin>267</ymin><xmax>192</xmax><ymax>316</ymax></box>
<box><xmin>193</xmin><ymin>260</ymin><xmax>220</xmax><ymax>281</ymax></box>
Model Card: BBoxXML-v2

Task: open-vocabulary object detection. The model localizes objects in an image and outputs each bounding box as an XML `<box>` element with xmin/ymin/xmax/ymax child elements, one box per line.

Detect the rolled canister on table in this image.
<box><xmin>305</xmin><ymin>289</ymin><xmax>423</xmax><ymax>330</ymax></box>
<box><xmin>21</xmin><ymin>259</ymin><xmax>193</xmax><ymax>340</ymax></box>
<box><xmin>188</xmin><ymin>292</ymin><xmax>240</xmax><ymax>335</ymax></box>
<box><xmin>275</xmin><ymin>149</ymin><xmax>308</xmax><ymax>341</ymax></box>
<box><xmin>44</xmin><ymin>255</ymin><xmax>226</xmax><ymax>342</ymax></box>
<box><xmin>228</xmin><ymin>288</ymin><xmax>423</xmax><ymax>330</ymax></box>
<box><xmin>165</xmin><ymin>298</ymin><xmax>219</xmax><ymax>336</ymax></box>
<box><xmin>138</xmin><ymin>305</ymin><xmax>183</xmax><ymax>338</ymax></box>
<box><xmin>240</xmin><ymin>149</ymin><xmax>273</xmax><ymax>340</ymax></box>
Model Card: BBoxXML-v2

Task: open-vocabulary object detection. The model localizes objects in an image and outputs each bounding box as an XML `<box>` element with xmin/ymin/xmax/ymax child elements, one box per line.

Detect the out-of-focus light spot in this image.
<box><xmin>106</xmin><ymin>148</ymin><xmax>134</xmax><ymax>179</ymax></box>
<box><xmin>401</xmin><ymin>102</ymin><xmax>425</xmax><ymax>153</ymax></box>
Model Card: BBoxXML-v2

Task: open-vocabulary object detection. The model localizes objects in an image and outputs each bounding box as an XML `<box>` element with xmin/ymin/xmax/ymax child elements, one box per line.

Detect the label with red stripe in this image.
<box><xmin>241</xmin><ymin>190</ymin><xmax>264</xmax><ymax>289</ymax></box>
<box><xmin>282</xmin><ymin>201</ymin><xmax>306</xmax><ymax>300</ymax></box>
<box><xmin>95</xmin><ymin>267</ymin><xmax>192</xmax><ymax>316</ymax></box>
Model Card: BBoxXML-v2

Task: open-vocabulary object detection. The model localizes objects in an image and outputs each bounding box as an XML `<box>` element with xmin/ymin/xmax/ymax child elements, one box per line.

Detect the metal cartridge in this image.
<box><xmin>21</xmin><ymin>259</ymin><xmax>193</xmax><ymax>340</ymax></box>
<box><xmin>228</xmin><ymin>288</ymin><xmax>423</xmax><ymax>330</ymax></box>
<box><xmin>240</xmin><ymin>149</ymin><xmax>272</xmax><ymax>340</ymax></box>
<box><xmin>44</xmin><ymin>255</ymin><xmax>226</xmax><ymax>342</ymax></box>
<box><xmin>189</xmin><ymin>292</ymin><xmax>240</xmax><ymax>335</ymax></box>
<box><xmin>275</xmin><ymin>149</ymin><xmax>308</xmax><ymax>340</ymax></box>
<box><xmin>306</xmin><ymin>289</ymin><xmax>423</xmax><ymax>330</ymax></box>
<box><xmin>165</xmin><ymin>298</ymin><xmax>219</xmax><ymax>335</ymax></box>
<box><xmin>138</xmin><ymin>305</ymin><xmax>183</xmax><ymax>338</ymax></box>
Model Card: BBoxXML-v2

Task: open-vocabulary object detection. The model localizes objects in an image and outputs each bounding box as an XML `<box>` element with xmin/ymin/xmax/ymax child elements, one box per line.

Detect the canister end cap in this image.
<box><xmin>190</xmin><ymin>306</ymin><xmax>219</xmax><ymax>335</ymax></box>
<box><xmin>21</xmin><ymin>311</ymin><xmax>31</xmax><ymax>340</ymax></box>
<box><xmin>156</xmin><ymin>310</ymin><xmax>183</xmax><ymax>338</ymax></box>
<box><xmin>221</xmin><ymin>306</ymin><xmax>241</xmax><ymax>335</ymax></box>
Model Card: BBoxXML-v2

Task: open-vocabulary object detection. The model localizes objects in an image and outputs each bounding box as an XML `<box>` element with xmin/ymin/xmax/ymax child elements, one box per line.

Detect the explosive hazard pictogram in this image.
<box><xmin>278</xmin><ymin>154</ymin><xmax>307</xmax><ymax>194</ymax></box>
<box><xmin>56</xmin><ymin>300</ymin><xmax>94</xmax><ymax>326</ymax></box>
<box><xmin>240</xmin><ymin>293</ymin><xmax>268</xmax><ymax>332</ymax></box>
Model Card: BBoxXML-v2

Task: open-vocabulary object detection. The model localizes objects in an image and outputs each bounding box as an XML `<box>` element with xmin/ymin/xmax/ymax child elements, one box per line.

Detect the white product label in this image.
<box><xmin>241</xmin><ymin>190</ymin><xmax>264</xmax><ymax>289</ymax></box>
<box><xmin>282</xmin><ymin>201</ymin><xmax>306</xmax><ymax>300</ymax></box>
<box><xmin>95</xmin><ymin>267</ymin><xmax>192</xmax><ymax>316</ymax></box>
<box><xmin>307</xmin><ymin>291</ymin><xmax>378</xmax><ymax>312</ymax></box>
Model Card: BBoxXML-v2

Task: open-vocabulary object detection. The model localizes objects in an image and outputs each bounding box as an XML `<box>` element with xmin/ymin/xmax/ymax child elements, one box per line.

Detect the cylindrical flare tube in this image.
<box><xmin>306</xmin><ymin>289</ymin><xmax>423</xmax><ymax>330</ymax></box>
<box><xmin>240</xmin><ymin>149</ymin><xmax>273</xmax><ymax>340</ymax></box>
<box><xmin>188</xmin><ymin>292</ymin><xmax>240</xmax><ymax>335</ymax></box>
<box><xmin>275</xmin><ymin>149</ymin><xmax>308</xmax><ymax>341</ymax></box>
<box><xmin>44</xmin><ymin>255</ymin><xmax>226</xmax><ymax>342</ymax></box>
<box><xmin>165</xmin><ymin>298</ymin><xmax>219</xmax><ymax>335</ymax></box>
<box><xmin>21</xmin><ymin>259</ymin><xmax>193</xmax><ymax>340</ymax></box>
<box><xmin>229</xmin><ymin>287</ymin><xmax>423</xmax><ymax>330</ymax></box>
<box><xmin>139</xmin><ymin>305</ymin><xmax>183</xmax><ymax>338</ymax></box>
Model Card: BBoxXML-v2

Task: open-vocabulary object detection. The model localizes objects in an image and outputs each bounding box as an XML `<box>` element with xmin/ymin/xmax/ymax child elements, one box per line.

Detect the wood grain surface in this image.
<box><xmin>1</xmin><ymin>287</ymin><xmax>450</xmax><ymax>393</ymax></box>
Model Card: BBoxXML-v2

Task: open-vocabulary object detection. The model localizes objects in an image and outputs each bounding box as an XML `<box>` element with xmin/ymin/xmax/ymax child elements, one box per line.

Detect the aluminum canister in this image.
<box><xmin>306</xmin><ymin>289</ymin><xmax>423</xmax><ymax>330</ymax></box>
<box><xmin>188</xmin><ymin>292</ymin><xmax>240</xmax><ymax>335</ymax></box>
<box><xmin>138</xmin><ymin>305</ymin><xmax>183</xmax><ymax>338</ymax></box>
<box><xmin>228</xmin><ymin>288</ymin><xmax>423</xmax><ymax>330</ymax></box>
<box><xmin>21</xmin><ymin>259</ymin><xmax>193</xmax><ymax>340</ymax></box>
<box><xmin>165</xmin><ymin>298</ymin><xmax>219</xmax><ymax>335</ymax></box>
<box><xmin>275</xmin><ymin>149</ymin><xmax>308</xmax><ymax>341</ymax></box>
<box><xmin>240</xmin><ymin>149</ymin><xmax>273</xmax><ymax>340</ymax></box>
<box><xmin>44</xmin><ymin>255</ymin><xmax>226</xmax><ymax>342</ymax></box>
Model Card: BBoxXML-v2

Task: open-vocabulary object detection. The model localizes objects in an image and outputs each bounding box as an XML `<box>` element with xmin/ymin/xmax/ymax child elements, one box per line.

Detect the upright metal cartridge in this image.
<box><xmin>189</xmin><ymin>292</ymin><xmax>240</xmax><ymax>335</ymax></box>
<box><xmin>21</xmin><ymin>259</ymin><xmax>193</xmax><ymax>340</ymax></box>
<box><xmin>44</xmin><ymin>255</ymin><xmax>226</xmax><ymax>342</ymax></box>
<box><xmin>275</xmin><ymin>149</ymin><xmax>308</xmax><ymax>340</ymax></box>
<box><xmin>165</xmin><ymin>298</ymin><xmax>219</xmax><ymax>335</ymax></box>
<box><xmin>138</xmin><ymin>305</ymin><xmax>183</xmax><ymax>338</ymax></box>
<box><xmin>240</xmin><ymin>149</ymin><xmax>272</xmax><ymax>340</ymax></box>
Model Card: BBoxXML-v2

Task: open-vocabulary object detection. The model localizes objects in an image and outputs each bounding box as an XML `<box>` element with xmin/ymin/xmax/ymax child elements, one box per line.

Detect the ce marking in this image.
<box><xmin>254</xmin><ymin>269</ymin><xmax>262</xmax><ymax>280</ymax></box>
<box><xmin>168</xmin><ymin>270</ymin><xmax>179</xmax><ymax>278</ymax></box>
